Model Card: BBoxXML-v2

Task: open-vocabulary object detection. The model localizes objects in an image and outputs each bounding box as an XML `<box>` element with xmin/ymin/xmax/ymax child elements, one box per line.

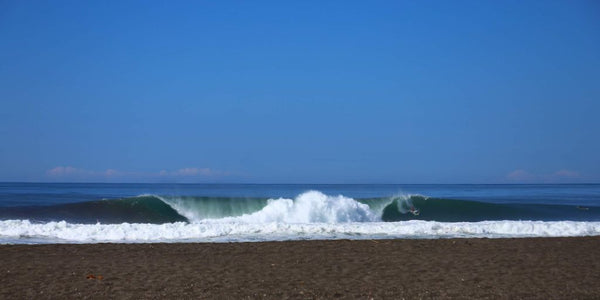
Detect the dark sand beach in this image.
<box><xmin>1</xmin><ymin>237</ymin><xmax>599</xmax><ymax>299</ymax></box>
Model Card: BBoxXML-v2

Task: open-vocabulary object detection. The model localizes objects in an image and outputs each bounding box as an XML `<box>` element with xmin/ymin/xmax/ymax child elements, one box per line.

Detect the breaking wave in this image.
<box><xmin>2</xmin><ymin>190</ymin><xmax>600</xmax><ymax>243</ymax></box>
<box><xmin>2</xmin><ymin>190</ymin><xmax>599</xmax><ymax>224</ymax></box>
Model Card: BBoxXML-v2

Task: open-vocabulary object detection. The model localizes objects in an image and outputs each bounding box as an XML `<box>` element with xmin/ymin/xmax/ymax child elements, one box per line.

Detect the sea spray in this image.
<box><xmin>219</xmin><ymin>191</ymin><xmax>378</xmax><ymax>223</ymax></box>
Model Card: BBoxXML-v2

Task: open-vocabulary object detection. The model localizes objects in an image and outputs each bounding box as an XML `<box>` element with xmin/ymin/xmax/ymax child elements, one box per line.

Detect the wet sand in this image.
<box><xmin>1</xmin><ymin>237</ymin><xmax>599</xmax><ymax>299</ymax></box>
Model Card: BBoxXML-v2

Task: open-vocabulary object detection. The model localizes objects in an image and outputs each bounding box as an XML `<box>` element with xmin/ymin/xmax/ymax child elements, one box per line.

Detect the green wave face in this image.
<box><xmin>159</xmin><ymin>196</ymin><xmax>269</xmax><ymax>221</ymax></box>
<box><xmin>378</xmin><ymin>196</ymin><xmax>600</xmax><ymax>222</ymax></box>
<box><xmin>1</xmin><ymin>193</ymin><xmax>599</xmax><ymax>224</ymax></box>
<box><xmin>0</xmin><ymin>196</ymin><xmax>189</xmax><ymax>224</ymax></box>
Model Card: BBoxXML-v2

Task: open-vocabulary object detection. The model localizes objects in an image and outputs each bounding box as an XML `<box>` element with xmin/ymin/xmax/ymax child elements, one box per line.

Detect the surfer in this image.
<box><xmin>409</xmin><ymin>205</ymin><xmax>420</xmax><ymax>216</ymax></box>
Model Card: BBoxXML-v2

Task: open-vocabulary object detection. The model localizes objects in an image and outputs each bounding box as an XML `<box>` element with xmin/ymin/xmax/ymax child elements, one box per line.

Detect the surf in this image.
<box><xmin>2</xmin><ymin>190</ymin><xmax>600</xmax><ymax>225</ymax></box>
<box><xmin>3</xmin><ymin>190</ymin><xmax>600</xmax><ymax>243</ymax></box>
<box><xmin>2</xmin><ymin>219</ymin><xmax>600</xmax><ymax>243</ymax></box>
<box><xmin>161</xmin><ymin>191</ymin><xmax>600</xmax><ymax>223</ymax></box>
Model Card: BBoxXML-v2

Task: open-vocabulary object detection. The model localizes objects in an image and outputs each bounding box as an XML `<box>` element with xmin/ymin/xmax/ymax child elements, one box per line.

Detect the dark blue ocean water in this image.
<box><xmin>1</xmin><ymin>183</ymin><xmax>599</xmax><ymax>223</ymax></box>
<box><xmin>1</xmin><ymin>183</ymin><xmax>600</xmax><ymax>243</ymax></box>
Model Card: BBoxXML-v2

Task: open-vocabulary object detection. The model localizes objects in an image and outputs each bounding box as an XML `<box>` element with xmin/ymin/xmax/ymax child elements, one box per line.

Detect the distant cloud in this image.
<box><xmin>104</xmin><ymin>169</ymin><xmax>119</xmax><ymax>176</ymax></box>
<box><xmin>506</xmin><ymin>169</ymin><xmax>535</xmax><ymax>181</ymax></box>
<box><xmin>47</xmin><ymin>166</ymin><xmax>119</xmax><ymax>178</ymax></box>
<box><xmin>552</xmin><ymin>169</ymin><xmax>580</xmax><ymax>178</ymax></box>
<box><xmin>46</xmin><ymin>166</ymin><xmax>230</xmax><ymax>182</ymax></box>
<box><xmin>506</xmin><ymin>169</ymin><xmax>582</xmax><ymax>183</ymax></box>
<box><xmin>159</xmin><ymin>168</ymin><xmax>220</xmax><ymax>177</ymax></box>
<box><xmin>46</xmin><ymin>166</ymin><xmax>93</xmax><ymax>177</ymax></box>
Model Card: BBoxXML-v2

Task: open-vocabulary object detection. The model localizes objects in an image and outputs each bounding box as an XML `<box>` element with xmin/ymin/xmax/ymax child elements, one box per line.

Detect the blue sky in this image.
<box><xmin>1</xmin><ymin>0</ymin><xmax>599</xmax><ymax>183</ymax></box>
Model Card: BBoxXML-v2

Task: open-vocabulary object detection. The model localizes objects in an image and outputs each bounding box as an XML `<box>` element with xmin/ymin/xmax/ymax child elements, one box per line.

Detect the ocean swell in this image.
<box><xmin>1</xmin><ymin>190</ymin><xmax>599</xmax><ymax>225</ymax></box>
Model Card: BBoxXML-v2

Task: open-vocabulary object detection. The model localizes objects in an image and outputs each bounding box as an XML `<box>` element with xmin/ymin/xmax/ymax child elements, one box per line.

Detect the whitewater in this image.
<box><xmin>2</xmin><ymin>189</ymin><xmax>600</xmax><ymax>243</ymax></box>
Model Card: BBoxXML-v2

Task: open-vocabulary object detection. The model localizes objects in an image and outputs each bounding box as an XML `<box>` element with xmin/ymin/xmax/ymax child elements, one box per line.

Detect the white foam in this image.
<box><xmin>2</xmin><ymin>219</ymin><xmax>600</xmax><ymax>244</ymax></box>
<box><xmin>221</xmin><ymin>191</ymin><xmax>378</xmax><ymax>223</ymax></box>
<box><xmin>161</xmin><ymin>191</ymin><xmax>379</xmax><ymax>223</ymax></box>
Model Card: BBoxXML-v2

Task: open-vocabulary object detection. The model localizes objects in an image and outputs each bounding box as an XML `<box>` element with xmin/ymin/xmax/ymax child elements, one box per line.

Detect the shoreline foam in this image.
<box><xmin>2</xmin><ymin>219</ymin><xmax>600</xmax><ymax>244</ymax></box>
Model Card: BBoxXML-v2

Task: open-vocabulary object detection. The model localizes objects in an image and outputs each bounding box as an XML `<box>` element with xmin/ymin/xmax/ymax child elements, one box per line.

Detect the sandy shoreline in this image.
<box><xmin>1</xmin><ymin>237</ymin><xmax>599</xmax><ymax>299</ymax></box>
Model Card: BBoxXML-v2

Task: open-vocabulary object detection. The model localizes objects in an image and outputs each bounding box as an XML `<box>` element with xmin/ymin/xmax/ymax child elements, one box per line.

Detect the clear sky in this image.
<box><xmin>1</xmin><ymin>0</ymin><xmax>599</xmax><ymax>183</ymax></box>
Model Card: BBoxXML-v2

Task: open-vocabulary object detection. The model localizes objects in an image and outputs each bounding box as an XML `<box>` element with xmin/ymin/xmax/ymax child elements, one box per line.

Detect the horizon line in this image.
<box><xmin>1</xmin><ymin>181</ymin><xmax>598</xmax><ymax>185</ymax></box>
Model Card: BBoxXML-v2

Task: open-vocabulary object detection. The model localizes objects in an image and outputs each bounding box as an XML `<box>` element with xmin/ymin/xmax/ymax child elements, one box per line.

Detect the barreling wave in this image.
<box><xmin>160</xmin><ymin>191</ymin><xmax>600</xmax><ymax>223</ymax></box>
<box><xmin>2</xmin><ymin>190</ymin><xmax>600</xmax><ymax>243</ymax></box>
<box><xmin>378</xmin><ymin>195</ymin><xmax>600</xmax><ymax>222</ymax></box>
<box><xmin>1</xmin><ymin>190</ymin><xmax>599</xmax><ymax>225</ymax></box>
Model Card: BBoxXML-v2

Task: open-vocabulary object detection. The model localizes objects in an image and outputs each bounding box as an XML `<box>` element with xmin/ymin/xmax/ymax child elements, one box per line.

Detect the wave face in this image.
<box><xmin>0</xmin><ymin>196</ymin><xmax>187</xmax><ymax>224</ymax></box>
<box><xmin>2</xmin><ymin>191</ymin><xmax>599</xmax><ymax>225</ymax></box>
<box><xmin>378</xmin><ymin>195</ymin><xmax>600</xmax><ymax>222</ymax></box>
<box><xmin>164</xmin><ymin>190</ymin><xmax>600</xmax><ymax>223</ymax></box>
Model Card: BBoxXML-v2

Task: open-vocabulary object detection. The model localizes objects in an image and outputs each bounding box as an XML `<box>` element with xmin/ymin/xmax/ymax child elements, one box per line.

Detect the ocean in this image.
<box><xmin>1</xmin><ymin>183</ymin><xmax>599</xmax><ymax>243</ymax></box>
